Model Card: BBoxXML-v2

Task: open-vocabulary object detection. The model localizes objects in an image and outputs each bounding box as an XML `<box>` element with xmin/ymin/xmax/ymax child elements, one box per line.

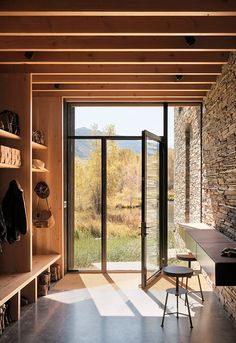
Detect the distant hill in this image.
<box><xmin>74</xmin><ymin>127</ymin><xmax>141</xmax><ymax>158</ymax></box>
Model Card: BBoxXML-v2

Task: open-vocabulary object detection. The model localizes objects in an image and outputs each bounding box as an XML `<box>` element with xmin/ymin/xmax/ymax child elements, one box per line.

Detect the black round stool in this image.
<box><xmin>177</xmin><ymin>252</ymin><xmax>204</xmax><ymax>302</ymax></box>
<box><xmin>161</xmin><ymin>266</ymin><xmax>193</xmax><ymax>328</ymax></box>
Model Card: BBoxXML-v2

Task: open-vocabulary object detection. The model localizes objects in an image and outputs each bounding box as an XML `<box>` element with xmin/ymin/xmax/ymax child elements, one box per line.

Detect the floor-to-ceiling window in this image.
<box><xmin>66</xmin><ymin>105</ymin><xmax>164</xmax><ymax>272</ymax></box>
<box><xmin>66</xmin><ymin>103</ymin><xmax>202</xmax><ymax>273</ymax></box>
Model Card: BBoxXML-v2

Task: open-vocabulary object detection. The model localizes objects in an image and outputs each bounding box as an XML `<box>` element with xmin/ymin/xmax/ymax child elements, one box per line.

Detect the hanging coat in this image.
<box><xmin>0</xmin><ymin>204</ymin><xmax>7</xmax><ymax>242</ymax></box>
<box><xmin>2</xmin><ymin>180</ymin><xmax>27</xmax><ymax>244</ymax></box>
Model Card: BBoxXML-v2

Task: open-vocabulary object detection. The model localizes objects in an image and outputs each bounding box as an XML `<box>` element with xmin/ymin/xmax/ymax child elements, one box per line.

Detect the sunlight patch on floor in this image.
<box><xmin>46</xmin><ymin>288</ymin><xmax>90</xmax><ymax>304</ymax></box>
<box><xmin>50</xmin><ymin>272</ymin><xmax>211</xmax><ymax>317</ymax></box>
<box><xmin>80</xmin><ymin>274</ymin><xmax>135</xmax><ymax>316</ymax></box>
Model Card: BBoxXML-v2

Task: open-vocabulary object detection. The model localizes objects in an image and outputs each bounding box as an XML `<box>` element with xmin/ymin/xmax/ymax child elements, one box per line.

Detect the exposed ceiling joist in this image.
<box><xmin>1</xmin><ymin>1</ymin><xmax>235</xmax><ymax>103</ymax></box>
<box><xmin>31</xmin><ymin>90</ymin><xmax>206</xmax><ymax>96</ymax></box>
<box><xmin>32</xmin><ymin>84</ymin><xmax>211</xmax><ymax>91</ymax></box>
<box><xmin>1</xmin><ymin>36</ymin><xmax>236</xmax><ymax>52</ymax></box>
<box><xmin>32</xmin><ymin>75</ymin><xmax>217</xmax><ymax>84</ymax></box>
<box><xmin>0</xmin><ymin>64</ymin><xmax>223</xmax><ymax>74</ymax></box>
<box><xmin>1</xmin><ymin>17</ymin><xmax>236</xmax><ymax>36</ymax></box>
<box><xmin>33</xmin><ymin>92</ymin><xmax>205</xmax><ymax>100</ymax></box>
<box><xmin>1</xmin><ymin>0</ymin><xmax>236</xmax><ymax>16</ymax></box>
<box><xmin>0</xmin><ymin>52</ymin><xmax>229</xmax><ymax>64</ymax></box>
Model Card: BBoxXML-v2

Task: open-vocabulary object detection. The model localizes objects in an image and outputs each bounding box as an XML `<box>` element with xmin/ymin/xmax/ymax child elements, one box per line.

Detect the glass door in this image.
<box><xmin>106</xmin><ymin>139</ymin><xmax>141</xmax><ymax>271</ymax></box>
<box><xmin>141</xmin><ymin>130</ymin><xmax>162</xmax><ymax>288</ymax></box>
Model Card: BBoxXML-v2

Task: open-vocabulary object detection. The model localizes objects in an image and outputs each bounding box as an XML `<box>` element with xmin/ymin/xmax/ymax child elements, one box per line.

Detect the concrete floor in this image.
<box><xmin>1</xmin><ymin>273</ymin><xmax>236</xmax><ymax>343</ymax></box>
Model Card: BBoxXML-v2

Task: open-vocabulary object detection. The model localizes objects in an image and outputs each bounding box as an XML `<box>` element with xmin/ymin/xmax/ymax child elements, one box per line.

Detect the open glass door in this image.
<box><xmin>141</xmin><ymin>130</ymin><xmax>162</xmax><ymax>288</ymax></box>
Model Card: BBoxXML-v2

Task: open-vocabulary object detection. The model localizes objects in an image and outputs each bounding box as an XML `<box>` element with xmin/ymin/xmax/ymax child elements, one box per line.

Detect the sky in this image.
<box><xmin>75</xmin><ymin>106</ymin><xmax>174</xmax><ymax>147</ymax></box>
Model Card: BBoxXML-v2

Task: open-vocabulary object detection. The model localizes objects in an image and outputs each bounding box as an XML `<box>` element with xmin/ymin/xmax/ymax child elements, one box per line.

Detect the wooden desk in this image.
<box><xmin>179</xmin><ymin>223</ymin><xmax>236</xmax><ymax>286</ymax></box>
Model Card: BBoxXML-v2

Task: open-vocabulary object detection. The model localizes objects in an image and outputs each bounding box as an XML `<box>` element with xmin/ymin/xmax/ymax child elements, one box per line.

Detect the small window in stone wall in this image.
<box><xmin>185</xmin><ymin>124</ymin><xmax>192</xmax><ymax>222</ymax></box>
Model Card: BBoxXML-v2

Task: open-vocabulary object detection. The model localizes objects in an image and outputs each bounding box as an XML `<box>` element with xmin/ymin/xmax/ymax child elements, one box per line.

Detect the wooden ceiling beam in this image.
<box><xmin>32</xmin><ymin>91</ymin><xmax>204</xmax><ymax>99</ymax></box>
<box><xmin>0</xmin><ymin>52</ymin><xmax>229</xmax><ymax>64</ymax></box>
<box><xmin>30</xmin><ymin>90</ymin><xmax>206</xmax><ymax>96</ymax></box>
<box><xmin>1</xmin><ymin>0</ymin><xmax>236</xmax><ymax>16</ymax></box>
<box><xmin>0</xmin><ymin>64</ymin><xmax>222</xmax><ymax>74</ymax></box>
<box><xmin>32</xmin><ymin>83</ymin><xmax>211</xmax><ymax>91</ymax></box>
<box><xmin>0</xmin><ymin>17</ymin><xmax>236</xmax><ymax>36</ymax></box>
<box><xmin>32</xmin><ymin>75</ymin><xmax>217</xmax><ymax>84</ymax></box>
<box><xmin>1</xmin><ymin>36</ymin><xmax>236</xmax><ymax>52</ymax></box>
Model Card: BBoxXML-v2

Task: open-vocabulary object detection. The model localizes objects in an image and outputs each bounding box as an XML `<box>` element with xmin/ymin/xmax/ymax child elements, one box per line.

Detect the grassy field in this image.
<box><xmin>74</xmin><ymin>206</ymin><xmax>141</xmax><ymax>269</ymax></box>
<box><xmin>74</xmin><ymin>233</ymin><xmax>140</xmax><ymax>269</ymax></box>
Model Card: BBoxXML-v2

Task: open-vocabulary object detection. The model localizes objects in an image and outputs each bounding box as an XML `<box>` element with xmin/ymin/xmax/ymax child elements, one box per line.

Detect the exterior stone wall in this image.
<box><xmin>174</xmin><ymin>52</ymin><xmax>236</xmax><ymax>323</ymax></box>
<box><xmin>174</xmin><ymin>106</ymin><xmax>201</xmax><ymax>225</ymax></box>
<box><xmin>202</xmin><ymin>52</ymin><xmax>236</xmax><ymax>323</ymax></box>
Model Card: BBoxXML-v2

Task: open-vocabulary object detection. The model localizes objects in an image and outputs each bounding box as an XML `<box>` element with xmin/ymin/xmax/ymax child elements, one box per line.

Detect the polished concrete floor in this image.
<box><xmin>1</xmin><ymin>273</ymin><xmax>236</xmax><ymax>343</ymax></box>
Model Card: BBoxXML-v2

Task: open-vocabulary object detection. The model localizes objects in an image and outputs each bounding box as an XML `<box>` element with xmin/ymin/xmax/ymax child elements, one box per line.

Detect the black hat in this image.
<box><xmin>34</xmin><ymin>181</ymin><xmax>50</xmax><ymax>199</ymax></box>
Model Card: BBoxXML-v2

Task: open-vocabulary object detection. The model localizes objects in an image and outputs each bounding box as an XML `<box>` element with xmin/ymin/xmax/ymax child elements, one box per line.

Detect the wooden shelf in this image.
<box><xmin>0</xmin><ymin>129</ymin><xmax>20</xmax><ymax>140</ymax></box>
<box><xmin>32</xmin><ymin>141</ymin><xmax>47</xmax><ymax>150</ymax></box>
<box><xmin>0</xmin><ymin>254</ymin><xmax>61</xmax><ymax>307</ymax></box>
<box><xmin>0</xmin><ymin>163</ymin><xmax>20</xmax><ymax>169</ymax></box>
<box><xmin>32</xmin><ymin>167</ymin><xmax>49</xmax><ymax>173</ymax></box>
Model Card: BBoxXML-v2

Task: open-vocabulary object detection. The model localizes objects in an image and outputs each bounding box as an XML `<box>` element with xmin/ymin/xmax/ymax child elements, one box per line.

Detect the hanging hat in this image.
<box><xmin>34</xmin><ymin>181</ymin><xmax>50</xmax><ymax>199</ymax></box>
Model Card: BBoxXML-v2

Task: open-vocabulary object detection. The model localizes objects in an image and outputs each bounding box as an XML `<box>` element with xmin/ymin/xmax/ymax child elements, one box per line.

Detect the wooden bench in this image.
<box><xmin>179</xmin><ymin>223</ymin><xmax>236</xmax><ymax>286</ymax></box>
<box><xmin>0</xmin><ymin>254</ymin><xmax>61</xmax><ymax>320</ymax></box>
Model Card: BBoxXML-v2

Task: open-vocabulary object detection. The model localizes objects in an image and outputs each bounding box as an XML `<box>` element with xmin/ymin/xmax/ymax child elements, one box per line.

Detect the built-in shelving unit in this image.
<box><xmin>0</xmin><ymin>73</ymin><xmax>64</xmax><ymax>327</ymax></box>
<box><xmin>0</xmin><ymin>129</ymin><xmax>20</xmax><ymax>140</ymax></box>
<box><xmin>0</xmin><ymin>254</ymin><xmax>61</xmax><ymax>320</ymax></box>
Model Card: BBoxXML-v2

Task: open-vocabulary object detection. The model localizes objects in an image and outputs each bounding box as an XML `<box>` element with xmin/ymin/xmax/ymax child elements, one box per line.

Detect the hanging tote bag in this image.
<box><xmin>32</xmin><ymin>181</ymin><xmax>55</xmax><ymax>228</ymax></box>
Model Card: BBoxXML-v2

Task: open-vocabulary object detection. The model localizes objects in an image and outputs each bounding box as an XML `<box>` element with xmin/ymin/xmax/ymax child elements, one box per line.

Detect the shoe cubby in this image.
<box><xmin>0</xmin><ymin>73</ymin><xmax>64</xmax><ymax>325</ymax></box>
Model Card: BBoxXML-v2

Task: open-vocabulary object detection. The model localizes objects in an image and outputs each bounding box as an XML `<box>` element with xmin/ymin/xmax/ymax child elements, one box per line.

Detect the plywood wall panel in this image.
<box><xmin>32</xmin><ymin>96</ymin><xmax>64</xmax><ymax>273</ymax></box>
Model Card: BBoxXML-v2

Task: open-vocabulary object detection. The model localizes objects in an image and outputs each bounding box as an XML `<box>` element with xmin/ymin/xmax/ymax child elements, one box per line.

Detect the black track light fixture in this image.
<box><xmin>176</xmin><ymin>75</ymin><xmax>184</xmax><ymax>81</ymax></box>
<box><xmin>185</xmin><ymin>36</ymin><xmax>196</xmax><ymax>46</ymax></box>
<box><xmin>24</xmin><ymin>51</ymin><xmax>34</xmax><ymax>60</ymax></box>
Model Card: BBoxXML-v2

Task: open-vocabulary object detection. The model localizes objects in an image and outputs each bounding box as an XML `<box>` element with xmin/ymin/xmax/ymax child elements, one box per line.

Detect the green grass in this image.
<box><xmin>74</xmin><ymin>204</ymin><xmax>177</xmax><ymax>269</ymax></box>
<box><xmin>74</xmin><ymin>234</ymin><xmax>101</xmax><ymax>269</ymax></box>
<box><xmin>74</xmin><ymin>232</ymin><xmax>140</xmax><ymax>268</ymax></box>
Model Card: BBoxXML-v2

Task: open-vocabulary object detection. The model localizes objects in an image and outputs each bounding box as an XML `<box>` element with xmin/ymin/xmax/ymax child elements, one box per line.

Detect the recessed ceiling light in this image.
<box><xmin>176</xmin><ymin>75</ymin><xmax>184</xmax><ymax>81</ymax></box>
<box><xmin>24</xmin><ymin>51</ymin><xmax>34</xmax><ymax>60</ymax></box>
<box><xmin>185</xmin><ymin>36</ymin><xmax>196</xmax><ymax>46</ymax></box>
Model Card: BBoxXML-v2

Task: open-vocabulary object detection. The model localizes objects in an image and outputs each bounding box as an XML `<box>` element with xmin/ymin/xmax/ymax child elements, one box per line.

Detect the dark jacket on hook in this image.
<box><xmin>0</xmin><ymin>204</ymin><xmax>7</xmax><ymax>241</ymax></box>
<box><xmin>2</xmin><ymin>180</ymin><xmax>27</xmax><ymax>244</ymax></box>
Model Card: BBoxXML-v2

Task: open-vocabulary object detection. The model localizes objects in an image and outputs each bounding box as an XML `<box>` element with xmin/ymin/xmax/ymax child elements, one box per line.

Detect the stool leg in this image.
<box><xmin>197</xmin><ymin>274</ymin><xmax>204</xmax><ymax>302</ymax></box>
<box><xmin>161</xmin><ymin>293</ymin><xmax>169</xmax><ymax>327</ymax></box>
<box><xmin>180</xmin><ymin>277</ymin><xmax>184</xmax><ymax>299</ymax></box>
<box><xmin>185</xmin><ymin>277</ymin><xmax>189</xmax><ymax>306</ymax></box>
<box><xmin>176</xmin><ymin>294</ymin><xmax>179</xmax><ymax>318</ymax></box>
<box><xmin>186</xmin><ymin>276</ymin><xmax>189</xmax><ymax>290</ymax></box>
<box><xmin>185</xmin><ymin>294</ymin><xmax>193</xmax><ymax>329</ymax></box>
<box><xmin>176</xmin><ymin>276</ymin><xmax>180</xmax><ymax>318</ymax></box>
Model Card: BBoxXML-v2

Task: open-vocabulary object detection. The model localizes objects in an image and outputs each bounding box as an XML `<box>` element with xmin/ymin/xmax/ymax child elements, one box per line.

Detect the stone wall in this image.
<box><xmin>202</xmin><ymin>52</ymin><xmax>236</xmax><ymax>322</ymax></box>
<box><xmin>174</xmin><ymin>106</ymin><xmax>201</xmax><ymax>225</ymax></box>
<box><xmin>174</xmin><ymin>52</ymin><xmax>236</xmax><ymax>323</ymax></box>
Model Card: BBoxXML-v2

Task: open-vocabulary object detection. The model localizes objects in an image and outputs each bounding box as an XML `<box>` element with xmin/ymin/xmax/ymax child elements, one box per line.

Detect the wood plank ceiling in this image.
<box><xmin>1</xmin><ymin>0</ymin><xmax>236</xmax><ymax>103</ymax></box>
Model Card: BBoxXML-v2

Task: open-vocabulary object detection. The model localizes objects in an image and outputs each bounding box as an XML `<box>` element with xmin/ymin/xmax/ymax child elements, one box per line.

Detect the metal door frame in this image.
<box><xmin>67</xmin><ymin>131</ymin><xmax>142</xmax><ymax>273</ymax></box>
<box><xmin>64</xmin><ymin>102</ymin><xmax>174</xmax><ymax>275</ymax></box>
<box><xmin>141</xmin><ymin>130</ymin><xmax>163</xmax><ymax>288</ymax></box>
